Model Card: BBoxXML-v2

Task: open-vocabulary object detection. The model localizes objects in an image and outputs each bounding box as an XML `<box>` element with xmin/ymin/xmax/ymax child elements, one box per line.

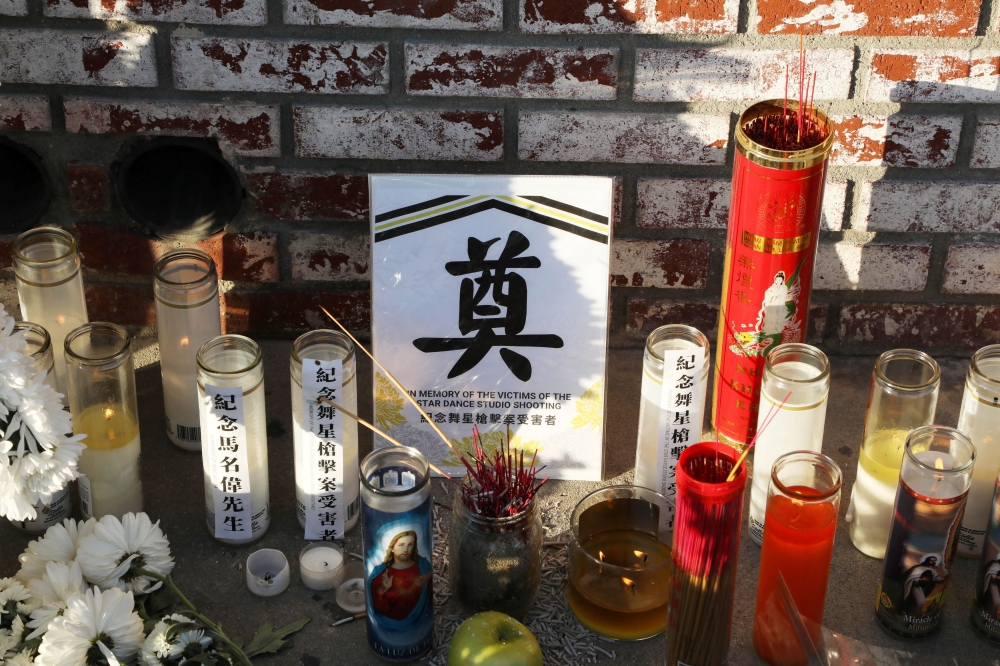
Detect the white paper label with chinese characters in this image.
<box><xmin>301</xmin><ymin>359</ymin><xmax>345</xmax><ymax>540</ymax></box>
<box><xmin>205</xmin><ymin>385</ymin><xmax>251</xmax><ymax>539</ymax></box>
<box><xmin>655</xmin><ymin>349</ymin><xmax>707</xmax><ymax>527</ymax></box>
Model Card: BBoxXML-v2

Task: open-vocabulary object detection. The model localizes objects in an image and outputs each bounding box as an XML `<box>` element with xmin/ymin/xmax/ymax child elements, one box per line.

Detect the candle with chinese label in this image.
<box><xmin>64</xmin><ymin>323</ymin><xmax>143</xmax><ymax>520</ymax></box>
<box><xmin>972</xmin><ymin>473</ymin><xmax>1000</xmax><ymax>640</ymax></box>
<box><xmin>666</xmin><ymin>443</ymin><xmax>745</xmax><ymax>666</ymax></box>
<box><xmin>14</xmin><ymin>227</ymin><xmax>89</xmax><ymax>397</ymax></box>
<box><xmin>360</xmin><ymin>446</ymin><xmax>434</xmax><ymax>661</ymax></box>
<box><xmin>753</xmin><ymin>451</ymin><xmax>841</xmax><ymax>666</ymax></box>
<box><xmin>7</xmin><ymin>322</ymin><xmax>69</xmax><ymax>533</ymax></box>
<box><xmin>957</xmin><ymin>345</ymin><xmax>1000</xmax><ymax>557</ymax></box>
<box><xmin>154</xmin><ymin>249</ymin><xmax>221</xmax><ymax>451</ymax></box>
<box><xmin>197</xmin><ymin>335</ymin><xmax>270</xmax><ymax>545</ymax></box>
<box><xmin>847</xmin><ymin>350</ymin><xmax>940</xmax><ymax>558</ymax></box>
<box><xmin>748</xmin><ymin>343</ymin><xmax>830</xmax><ymax>545</ymax></box>
<box><xmin>634</xmin><ymin>324</ymin><xmax>709</xmax><ymax>527</ymax></box>
<box><xmin>291</xmin><ymin>330</ymin><xmax>360</xmax><ymax>539</ymax></box>
<box><xmin>876</xmin><ymin>426</ymin><xmax>974</xmax><ymax>637</ymax></box>
<box><xmin>712</xmin><ymin>100</ymin><xmax>833</xmax><ymax>451</ymax></box>
<box><xmin>566</xmin><ymin>486</ymin><xmax>673</xmax><ymax>641</ymax></box>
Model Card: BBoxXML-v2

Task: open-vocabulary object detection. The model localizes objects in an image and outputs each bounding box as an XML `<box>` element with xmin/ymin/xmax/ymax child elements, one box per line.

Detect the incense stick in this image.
<box><xmin>725</xmin><ymin>389</ymin><xmax>792</xmax><ymax>482</ymax></box>
<box><xmin>319</xmin><ymin>306</ymin><xmax>459</xmax><ymax>456</ymax></box>
<box><xmin>317</xmin><ymin>396</ymin><xmax>454</xmax><ymax>480</ymax></box>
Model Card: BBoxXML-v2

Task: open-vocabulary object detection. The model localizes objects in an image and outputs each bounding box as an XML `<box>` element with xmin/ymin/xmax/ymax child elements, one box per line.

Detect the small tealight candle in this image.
<box><xmin>299</xmin><ymin>543</ymin><xmax>345</xmax><ymax>591</ymax></box>
<box><xmin>246</xmin><ymin>549</ymin><xmax>290</xmax><ymax>597</ymax></box>
<box><xmin>335</xmin><ymin>561</ymin><xmax>366</xmax><ymax>613</ymax></box>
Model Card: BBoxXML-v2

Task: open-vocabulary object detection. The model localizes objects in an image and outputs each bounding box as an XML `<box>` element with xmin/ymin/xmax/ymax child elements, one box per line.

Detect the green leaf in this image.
<box><xmin>242</xmin><ymin>617</ymin><xmax>311</xmax><ymax>658</ymax></box>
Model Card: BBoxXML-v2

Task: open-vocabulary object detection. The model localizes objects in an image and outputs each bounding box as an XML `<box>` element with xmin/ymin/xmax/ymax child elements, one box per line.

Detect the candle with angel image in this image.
<box><xmin>972</xmin><ymin>474</ymin><xmax>1000</xmax><ymax>641</ymax></box>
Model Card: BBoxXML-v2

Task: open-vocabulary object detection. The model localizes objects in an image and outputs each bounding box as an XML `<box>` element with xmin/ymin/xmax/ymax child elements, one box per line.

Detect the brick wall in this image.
<box><xmin>1</xmin><ymin>0</ymin><xmax>999</xmax><ymax>353</ymax></box>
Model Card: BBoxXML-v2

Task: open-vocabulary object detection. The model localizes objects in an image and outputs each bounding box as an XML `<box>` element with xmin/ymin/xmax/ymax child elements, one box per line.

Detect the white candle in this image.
<box><xmin>246</xmin><ymin>549</ymin><xmax>289</xmax><ymax>597</ymax></box>
<box><xmin>748</xmin><ymin>349</ymin><xmax>829</xmax><ymax>546</ymax></box>
<box><xmin>335</xmin><ymin>561</ymin><xmax>366</xmax><ymax>613</ymax></box>
<box><xmin>848</xmin><ymin>428</ymin><xmax>910</xmax><ymax>558</ymax></box>
<box><xmin>909</xmin><ymin>451</ymin><xmax>962</xmax><ymax>498</ymax></box>
<box><xmin>957</xmin><ymin>350</ymin><xmax>1000</xmax><ymax>556</ymax></box>
<box><xmin>299</xmin><ymin>543</ymin><xmax>344</xmax><ymax>591</ymax></box>
<box><xmin>75</xmin><ymin>404</ymin><xmax>143</xmax><ymax>520</ymax></box>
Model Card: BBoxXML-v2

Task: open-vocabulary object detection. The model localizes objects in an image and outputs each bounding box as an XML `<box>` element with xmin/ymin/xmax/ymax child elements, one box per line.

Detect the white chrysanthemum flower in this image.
<box><xmin>139</xmin><ymin>614</ymin><xmax>191</xmax><ymax>666</ymax></box>
<box><xmin>166</xmin><ymin>628</ymin><xmax>212</xmax><ymax>659</ymax></box>
<box><xmin>35</xmin><ymin>587</ymin><xmax>143</xmax><ymax>666</ymax></box>
<box><xmin>76</xmin><ymin>513</ymin><xmax>174</xmax><ymax>594</ymax></box>
<box><xmin>5</xmin><ymin>647</ymin><xmax>37</xmax><ymax>666</ymax></box>
<box><xmin>26</xmin><ymin>562</ymin><xmax>87</xmax><ymax>641</ymax></box>
<box><xmin>17</xmin><ymin>519</ymin><xmax>96</xmax><ymax>584</ymax></box>
<box><xmin>0</xmin><ymin>627</ymin><xmax>19</xmax><ymax>657</ymax></box>
<box><xmin>16</xmin><ymin>597</ymin><xmax>43</xmax><ymax>617</ymax></box>
<box><xmin>0</xmin><ymin>578</ymin><xmax>30</xmax><ymax>615</ymax></box>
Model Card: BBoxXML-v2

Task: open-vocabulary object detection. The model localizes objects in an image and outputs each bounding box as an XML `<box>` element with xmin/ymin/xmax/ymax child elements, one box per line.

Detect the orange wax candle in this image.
<box><xmin>752</xmin><ymin>452</ymin><xmax>842</xmax><ymax>666</ymax></box>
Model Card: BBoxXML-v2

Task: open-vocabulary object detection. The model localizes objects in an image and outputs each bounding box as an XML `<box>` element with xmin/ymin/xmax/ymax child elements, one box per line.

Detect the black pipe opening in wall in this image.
<box><xmin>0</xmin><ymin>138</ymin><xmax>52</xmax><ymax>231</ymax></box>
<box><xmin>113</xmin><ymin>137</ymin><xmax>243</xmax><ymax>240</ymax></box>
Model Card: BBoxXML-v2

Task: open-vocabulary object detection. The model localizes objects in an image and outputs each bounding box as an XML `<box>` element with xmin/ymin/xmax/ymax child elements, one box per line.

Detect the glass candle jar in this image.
<box><xmin>6</xmin><ymin>322</ymin><xmax>70</xmax><ymax>533</ymax></box>
<box><xmin>154</xmin><ymin>249</ymin><xmax>221</xmax><ymax>451</ymax></box>
<box><xmin>65</xmin><ymin>323</ymin><xmax>142</xmax><ymax>520</ymax></box>
<box><xmin>753</xmin><ymin>451</ymin><xmax>842</xmax><ymax>666</ymax></box>
<box><xmin>748</xmin><ymin>343</ymin><xmax>830</xmax><ymax>546</ymax></box>
<box><xmin>633</xmin><ymin>324</ymin><xmax>710</xmax><ymax>525</ymax></box>
<box><xmin>876</xmin><ymin>426</ymin><xmax>975</xmax><ymax>637</ymax></box>
<box><xmin>567</xmin><ymin>485</ymin><xmax>674</xmax><ymax>641</ymax></box>
<box><xmin>360</xmin><ymin>445</ymin><xmax>434</xmax><ymax>661</ymax></box>
<box><xmin>14</xmin><ymin>227</ymin><xmax>89</xmax><ymax>398</ymax></box>
<box><xmin>666</xmin><ymin>442</ymin><xmax>746</xmax><ymax>666</ymax></box>
<box><xmin>847</xmin><ymin>349</ymin><xmax>940</xmax><ymax>559</ymax></box>
<box><xmin>972</xmin><ymin>470</ymin><xmax>1000</xmax><ymax>641</ymax></box>
<box><xmin>450</xmin><ymin>486</ymin><xmax>542</xmax><ymax>620</ymax></box>
<box><xmin>291</xmin><ymin>330</ymin><xmax>360</xmax><ymax>539</ymax></box>
<box><xmin>957</xmin><ymin>344</ymin><xmax>1000</xmax><ymax>557</ymax></box>
<box><xmin>197</xmin><ymin>335</ymin><xmax>270</xmax><ymax>545</ymax></box>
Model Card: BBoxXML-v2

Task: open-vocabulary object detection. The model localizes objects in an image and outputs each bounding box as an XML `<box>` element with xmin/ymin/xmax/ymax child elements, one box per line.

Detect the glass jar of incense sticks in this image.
<box><xmin>876</xmin><ymin>426</ymin><xmax>974</xmax><ymax>638</ymax></box>
<box><xmin>666</xmin><ymin>442</ymin><xmax>746</xmax><ymax>666</ymax></box>
<box><xmin>847</xmin><ymin>350</ymin><xmax>940</xmax><ymax>559</ymax></box>
<box><xmin>566</xmin><ymin>485</ymin><xmax>673</xmax><ymax>641</ymax></box>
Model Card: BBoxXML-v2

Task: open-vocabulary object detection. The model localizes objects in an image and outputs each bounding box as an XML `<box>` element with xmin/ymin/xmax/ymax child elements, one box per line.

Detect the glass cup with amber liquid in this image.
<box><xmin>567</xmin><ymin>486</ymin><xmax>673</xmax><ymax>640</ymax></box>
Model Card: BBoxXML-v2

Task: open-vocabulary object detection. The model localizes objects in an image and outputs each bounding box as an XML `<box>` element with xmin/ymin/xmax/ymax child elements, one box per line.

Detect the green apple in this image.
<box><xmin>447</xmin><ymin>611</ymin><xmax>543</xmax><ymax>666</ymax></box>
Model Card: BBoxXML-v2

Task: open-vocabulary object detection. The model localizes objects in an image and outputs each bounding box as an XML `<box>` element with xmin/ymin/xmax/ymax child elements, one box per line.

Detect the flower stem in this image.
<box><xmin>134</xmin><ymin>567</ymin><xmax>254</xmax><ymax>666</ymax></box>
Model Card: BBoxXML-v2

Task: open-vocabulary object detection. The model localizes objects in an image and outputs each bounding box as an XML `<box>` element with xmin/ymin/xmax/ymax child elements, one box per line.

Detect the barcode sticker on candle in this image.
<box><xmin>302</xmin><ymin>359</ymin><xmax>345</xmax><ymax>540</ymax></box>
<box><xmin>203</xmin><ymin>385</ymin><xmax>251</xmax><ymax>539</ymax></box>
<box><xmin>656</xmin><ymin>349</ymin><xmax>707</xmax><ymax>529</ymax></box>
<box><xmin>78</xmin><ymin>475</ymin><xmax>93</xmax><ymax>520</ymax></box>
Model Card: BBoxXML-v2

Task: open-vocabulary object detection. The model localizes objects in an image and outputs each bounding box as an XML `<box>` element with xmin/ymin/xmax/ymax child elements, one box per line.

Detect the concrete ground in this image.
<box><xmin>2</xmin><ymin>344</ymin><xmax>999</xmax><ymax>665</ymax></box>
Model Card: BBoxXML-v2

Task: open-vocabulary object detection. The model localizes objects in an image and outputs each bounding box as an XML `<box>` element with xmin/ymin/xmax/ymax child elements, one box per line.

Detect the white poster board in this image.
<box><xmin>370</xmin><ymin>175</ymin><xmax>613</xmax><ymax>481</ymax></box>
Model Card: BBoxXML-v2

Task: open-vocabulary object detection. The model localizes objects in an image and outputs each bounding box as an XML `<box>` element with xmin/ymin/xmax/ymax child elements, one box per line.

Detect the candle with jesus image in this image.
<box><xmin>361</xmin><ymin>446</ymin><xmax>434</xmax><ymax>662</ymax></box>
<box><xmin>875</xmin><ymin>426</ymin><xmax>975</xmax><ymax>638</ymax></box>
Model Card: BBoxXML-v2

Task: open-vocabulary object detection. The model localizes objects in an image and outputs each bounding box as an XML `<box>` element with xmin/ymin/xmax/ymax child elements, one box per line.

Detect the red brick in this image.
<box><xmin>44</xmin><ymin>0</ymin><xmax>265</xmax><ymax>24</ymax></box>
<box><xmin>294</xmin><ymin>107</ymin><xmax>502</xmax><ymax>160</ymax></box>
<box><xmin>284</xmin><ymin>0</ymin><xmax>500</xmax><ymax>29</ymax></box>
<box><xmin>839</xmin><ymin>304</ymin><xmax>1000</xmax><ymax>350</ymax></box>
<box><xmin>867</xmin><ymin>51</ymin><xmax>1000</xmax><ymax>103</ymax></box>
<box><xmin>222</xmin><ymin>289</ymin><xmax>370</xmax><ymax>334</ymax></box>
<box><xmin>64</xmin><ymin>98</ymin><xmax>279</xmax><ymax>157</ymax></box>
<box><xmin>173</xmin><ymin>38</ymin><xmax>388</xmax><ymax>94</ymax></box>
<box><xmin>0</xmin><ymin>96</ymin><xmax>50</xmax><ymax>131</ymax></box>
<box><xmin>406</xmin><ymin>45</ymin><xmax>618</xmax><ymax>99</ymax></box>
<box><xmin>1</xmin><ymin>0</ymin><xmax>26</xmax><ymax>15</ymax></box>
<box><xmin>66</xmin><ymin>165</ymin><xmax>108</xmax><ymax>213</ymax></box>
<box><xmin>942</xmin><ymin>245</ymin><xmax>1000</xmax><ymax>294</ymax></box>
<box><xmin>757</xmin><ymin>0</ymin><xmax>979</xmax><ymax>36</ymax></box>
<box><xmin>626</xmin><ymin>299</ymin><xmax>827</xmax><ymax>343</ymax></box>
<box><xmin>521</xmin><ymin>0</ymin><xmax>736</xmax><ymax>34</ymax></box>
<box><xmin>634</xmin><ymin>49</ymin><xmax>852</xmax><ymax>102</ymax></box>
<box><xmin>0</xmin><ymin>30</ymin><xmax>156</xmax><ymax>87</ymax></box>
<box><xmin>829</xmin><ymin>115</ymin><xmax>961</xmax><ymax>168</ymax></box>
<box><xmin>971</xmin><ymin>118</ymin><xmax>1000</xmax><ymax>168</ymax></box>
<box><xmin>85</xmin><ymin>283</ymin><xmax>156</xmax><ymax>326</ymax></box>
<box><xmin>636</xmin><ymin>178</ymin><xmax>847</xmax><ymax>231</ymax></box>
<box><xmin>246</xmin><ymin>171</ymin><xmax>368</xmax><ymax>220</ymax></box>
<box><xmin>858</xmin><ymin>181</ymin><xmax>1000</xmax><ymax>233</ymax></box>
<box><xmin>814</xmin><ymin>242</ymin><xmax>930</xmax><ymax>292</ymax></box>
<box><xmin>610</xmin><ymin>239</ymin><xmax>709</xmax><ymax>289</ymax></box>
<box><xmin>76</xmin><ymin>225</ymin><xmax>278</xmax><ymax>283</ymax></box>
<box><xmin>519</xmin><ymin>112</ymin><xmax>728</xmax><ymax>164</ymax></box>
<box><xmin>289</xmin><ymin>232</ymin><xmax>370</xmax><ymax>281</ymax></box>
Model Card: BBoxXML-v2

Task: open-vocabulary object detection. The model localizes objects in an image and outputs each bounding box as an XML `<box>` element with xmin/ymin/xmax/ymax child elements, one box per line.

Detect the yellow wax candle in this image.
<box><xmin>76</xmin><ymin>404</ymin><xmax>143</xmax><ymax>520</ymax></box>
